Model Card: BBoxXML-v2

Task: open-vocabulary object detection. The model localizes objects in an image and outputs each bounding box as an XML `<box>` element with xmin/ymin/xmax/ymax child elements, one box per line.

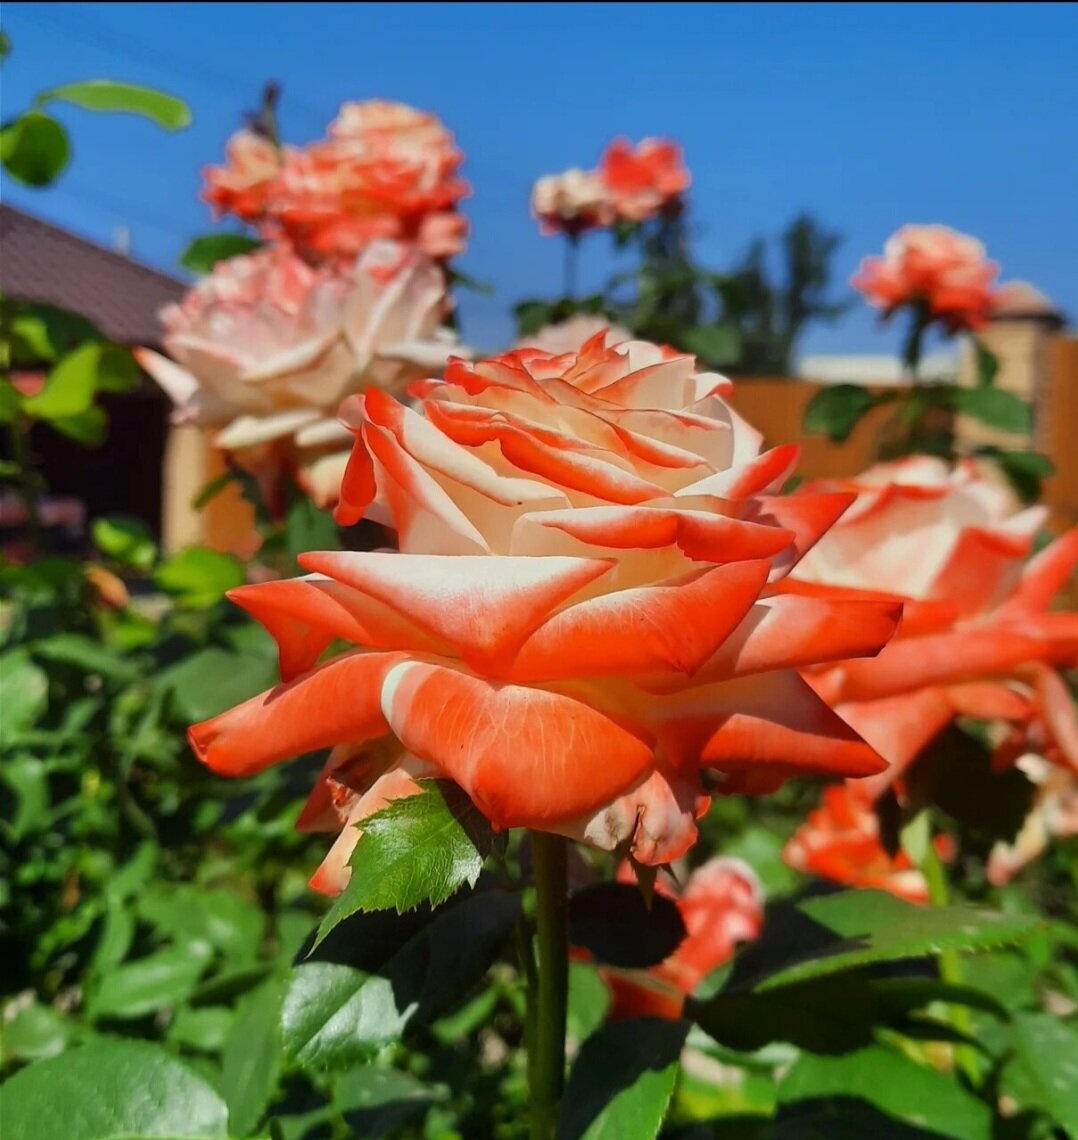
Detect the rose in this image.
<box><xmin>515</xmin><ymin>315</ymin><xmax>631</xmax><ymax>356</ymax></box>
<box><xmin>598</xmin><ymin>138</ymin><xmax>690</xmax><ymax>223</ymax></box>
<box><xmin>201</xmin><ymin>128</ymin><xmax>282</xmax><ymax>224</ymax></box>
<box><xmin>783</xmin><ymin>783</ymin><xmax>952</xmax><ymax>903</ymax></box>
<box><xmin>137</xmin><ymin>241</ymin><xmax>460</xmax><ymax>507</ymax></box>
<box><xmin>792</xmin><ymin>457</ymin><xmax>1078</xmax><ymax>793</ymax></box>
<box><xmin>530</xmin><ymin>168</ymin><xmax>615</xmax><ymax>237</ymax></box>
<box><xmin>187</xmin><ymin>333</ymin><xmax>901</xmax><ymax>893</ymax></box>
<box><xmin>202</xmin><ymin>101</ymin><xmax>470</xmax><ymax>262</ymax></box>
<box><xmin>596</xmin><ymin>858</ymin><xmax>763</xmax><ymax>1020</ymax></box>
<box><xmin>852</xmin><ymin>224</ymin><xmax>1000</xmax><ymax>332</ymax></box>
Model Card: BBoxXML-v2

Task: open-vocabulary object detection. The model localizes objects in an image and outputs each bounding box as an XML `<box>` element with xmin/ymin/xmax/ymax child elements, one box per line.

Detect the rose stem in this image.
<box><xmin>529</xmin><ymin>830</ymin><xmax>569</xmax><ymax>1139</ymax></box>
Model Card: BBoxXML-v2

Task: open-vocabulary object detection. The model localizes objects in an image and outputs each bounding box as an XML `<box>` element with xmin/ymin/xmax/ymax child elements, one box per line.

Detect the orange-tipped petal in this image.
<box><xmin>381</xmin><ymin>661</ymin><xmax>655</xmax><ymax>827</ymax></box>
<box><xmin>299</xmin><ymin>551</ymin><xmax>612</xmax><ymax>667</ymax></box>
<box><xmin>509</xmin><ymin>561</ymin><xmax>771</xmax><ymax>682</ymax></box>
<box><xmin>188</xmin><ymin>650</ymin><xmax>403</xmax><ymax>777</ymax></box>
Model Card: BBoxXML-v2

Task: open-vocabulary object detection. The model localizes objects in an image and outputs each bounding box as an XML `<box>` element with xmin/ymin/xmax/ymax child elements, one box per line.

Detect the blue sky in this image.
<box><xmin>3</xmin><ymin>2</ymin><xmax>1076</xmax><ymax>358</ymax></box>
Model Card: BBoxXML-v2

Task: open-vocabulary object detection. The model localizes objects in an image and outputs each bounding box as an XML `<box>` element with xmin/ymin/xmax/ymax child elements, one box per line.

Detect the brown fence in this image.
<box><xmin>729</xmin><ymin>333</ymin><xmax>1078</xmax><ymax>535</ymax></box>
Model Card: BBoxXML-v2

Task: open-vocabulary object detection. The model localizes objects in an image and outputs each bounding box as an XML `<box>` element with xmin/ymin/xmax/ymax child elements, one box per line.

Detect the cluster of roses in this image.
<box><xmin>142</xmin><ymin>108</ymin><xmax>1075</xmax><ymax>1017</ymax></box>
<box><xmin>138</xmin><ymin>101</ymin><xmax>471</xmax><ymax>505</ymax></box>
<box><xmin>531</xmin><ymin>137</ymin><xmax>690</xmax><ymax>236</ymax></box>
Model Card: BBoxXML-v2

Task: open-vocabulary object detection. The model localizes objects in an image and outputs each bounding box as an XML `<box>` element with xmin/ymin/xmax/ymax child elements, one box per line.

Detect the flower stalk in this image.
<box><xmin>528</xmin><ymin>830</ymin><xmax>569</xmax><ymax>1140</ymax></box>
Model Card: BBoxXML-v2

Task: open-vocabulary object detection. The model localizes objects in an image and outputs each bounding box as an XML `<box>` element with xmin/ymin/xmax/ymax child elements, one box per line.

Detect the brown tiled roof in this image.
<box><xmin>0</xmin><ymin>203</ymin><xmax>186</xmax><ymax>348</ymax></box>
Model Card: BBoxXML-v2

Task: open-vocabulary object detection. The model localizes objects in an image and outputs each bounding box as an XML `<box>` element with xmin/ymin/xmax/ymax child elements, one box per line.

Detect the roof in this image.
<box><xmin>0</xmin><ymin>203</ymin><xmax>186</xmax><ymax>347</ymax></box>
<box><xmin>991</xmin><ymin>279</ymin><xmax>1065</xmax><ymax>326</ymax></box>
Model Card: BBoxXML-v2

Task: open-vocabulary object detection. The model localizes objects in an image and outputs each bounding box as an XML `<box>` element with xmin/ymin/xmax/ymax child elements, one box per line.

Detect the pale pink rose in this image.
<box><xmin>531</xmin><ymin>168</ymin><xmax>615</xmax><ymax>236</ymax></box>
<box><xmin>852</xmin><ymin>224</ymin><xmax>1000</xmax><ymax>331</ymax></box>
<box><xmin>137</xmin><ymin>242</ymin><xmax>464</xmax><ymax>507</ymax></box>
<box><xmin>515</xmin><ymin>315</ymin><xmax>631</xmax><ymax>356</ymax></box>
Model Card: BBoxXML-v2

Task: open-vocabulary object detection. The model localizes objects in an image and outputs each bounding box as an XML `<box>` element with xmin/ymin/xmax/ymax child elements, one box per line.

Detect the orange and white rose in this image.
<box><xmin>852</xmin><ymin>224</ymin><xmax>1000</xmax><ymax>332</ymax></box>
<box><xmin>792</xmin><ymin>457</ymin><xmax>1078</xmax><ymax>797</ymax></box>
<box><xmin>187</xmin><ymin>333</ymin><xmax>902</xmax><ymax>893</ymax></box>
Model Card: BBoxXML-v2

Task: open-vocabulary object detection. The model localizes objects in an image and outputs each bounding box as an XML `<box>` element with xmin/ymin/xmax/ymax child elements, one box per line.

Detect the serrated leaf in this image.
<box><xmin>50</xmin><ymin>405</ymin><xmax>108</xmax><ymax>445</ymax></box>
<box><xmin>317</xmin><ymin>780</ymin><xmax>494</xmax><ymax>940</ymax></box>
<box><xmin>803</xmin><ymin>384</ymin><xmax>886</xmax><ymax>442</ymax></box>
<box><xmin>568</xmin><ymin>883</ymin><xmax>686</xmax><ymax>968</ymax></box>
<box><xmin>557</xmin><ymin>1018</ymin><xmax>688</xmax><ymax>1140</ymax></box>
<box><xmin>0</xmin><ymin>110</ymin><xmax>70</xmax><ymax>186</ymax></box>
<box><xmin>283</xmin><ymin>890</ymin><xmax>519</xmax><ymax>1069</ymax></box>
<box><xmin>755</xmin><ymin>890</ymin><xmax>1044</xmax><ymax>992</ymax></box>
<box><xmin>32</xmin><ymin>633</ymin><xmax>139</xmax><ymax>682</ymax></box>
<box><xmin>776</xmin><ymin>1045</ymin><xmax>991</xmax><ymax>1140</ymax></box>
<box><xmin>41</xmin><ymin>80</ymin><xmax>192</xmax><ymax>130</ymax></box>
<box><xmin>180</xmin><ymin>234</ymin><xmax>263</xmax><ymax>275</ymax></box>
<box><xmin>7</xmin><ymin>300</ymin><xmax>103</xmax><ymax>364</ymax></box>
<box><xmin>0</xmin><ymin>1002</ymin><xmax>75</xmax><ymax>1063</ymax></box>
<box><xmin>0</xmin><ymin>1039</ymin><xmax>230</xmax><ymax>1139</ymax></box>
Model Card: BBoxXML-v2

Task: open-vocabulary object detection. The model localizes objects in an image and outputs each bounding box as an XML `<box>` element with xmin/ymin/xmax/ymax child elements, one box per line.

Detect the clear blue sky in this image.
<box><xmin>3</xmin><ymin>2</ymin><xmax>1076</xmax><ymax>358</ymax></box>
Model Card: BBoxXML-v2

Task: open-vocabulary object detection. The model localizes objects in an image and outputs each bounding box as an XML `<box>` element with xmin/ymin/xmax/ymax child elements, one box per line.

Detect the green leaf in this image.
<box><xmin>0</xmin><ymin>755</ymin><xmax>50</xmax><ymax>841</ymax></box>
<box><xmin>317</xmin><ymin>780</ymin><xmax>495</xmax><ymax>940</ymax></box>
<box><xmin>974</xmin><ymin>341</ymin><xmax>1000</xmax><ymax>387</ymax></box>
<box><xmin>567</xmin><ymin>962</ymin><xmax>612</xmax><ymax>1045</ymax></box>
<box><xmin>1000</xmin><ymin>1013</ymin><xmax>1078</xmax><ymax>1135</ymax></box>
<box><xmin>49</xmin><ymin>405</ymin><xmax>108</xmax><ymax>445</ymax></box>
<box><xmin>514</xmin><ymin>299</ymin><xmax>558</xmax><ymax>336</ymax></box>
<box><xmin>950</xmin><ymin>386</ymin><xmax>1032</xmax><ymax>433</ymax></box>
<box><xmin>139</xmin><ymin>886</ymin><xmax>267</xmax><ymax>962</ymax></box>
<box><xmin>40</xmin><ymin>80</ymin><xmax>192</xmax><ymax>130</ymax></box>
<box><xmin>7</xmin><ymin>300</ymin><xmax>103</xmax><ymax>364</ymax></box>
<box><xmin>180</xmin><ymin>234</ymin><xmax>263</xmax><ymax>275</ymax></box>
<box><xmin>977</xmin><ymin>447</ymin><xmax>1055</xmax><ymax>503</ymax></box>
<box><xmin>567</xmin><ymin>883</ymin><xmax>686</xmax><ymax>968</ymax></box>
<box><xmin>0</xmin><ymin>1039</ymin><xmax>230</xmax><ymax>1139</ymax></box>
<box><xmin>167</xmin><ymin>1006</ymin><xmax>235</xmax><ymax>1054</ymax></box>
<box><xmin>157</xmin><ymin>642</ymin><xmax>278</xmax><ymax>723</ymax></box>
<box><xmin>334</xmin><ymin>1068</ymin><xmax>438</xmax><ymax>1136</ymax></box>
<box><xmin>32</xmin><ymin>632</ymin><xmax>139</xmax><ymax>681</ymax></box>
<box><xmin>754</xmin><ymin>890</ymin><xmax>1044</xmax><ymax>992</ymax></box>
<box><xmin>285</xmin><ymin>494</ymin><xmax>340</xmax><ymax>568</ymax></box>
<box><xmin>221</xmin><ymin>979</ymin><xmax>285</xmax><ymax>1137</ymax></box>
<box><xmin>92</xmin><ymin>514</ymin><xmax>158</xmax><ymax>571</ymax></box>
<box><xmin>283</xmin><ymin>890</ymin><xmax>519</xmax><ymax>1069</ymax></box>
<box><xmin>23</xmin><ymin>342</ymin><xmax>102</xmax><ymax>418</ymax></box>
<box><xmin>94</xmin><ymin>344</ymin><xmax>140</xmax><ymax>392</ymax></box>
<box><xmin>776</xmin><ymin>1045</ymin><xmax>991</xmax><ymax>1140</ymax></box>
<box><xmin>154</xmin><ymin>546</ymin><xmax>244</xmax><ymax>608</ymax></box>
<box><xmin>0</xmin><ymin>1002</ymin><xmax>74</xmax><ymax>1064</ymax></box>
<box><xmin>0</xmin><ymin>110</ymin><xmax>70</xmax><ymax>186</ymax></box>
<box><xmin>0</xmin><ymin>648</ymin><xmax>48</xmax><ymax>739</ymax></box>
<box><xmin>803</xmin><ymin>384</ymin><xmax>885</xmax><ymax>442</ymax></box>
<box><xmin>88</xmin><ymin>941</ymin><xmax>214</xmax><ymax>1020</ymax></box>
<box><xmin>557</xmin><ymin>1018</ymin><xmax>688</xmax><ymax>1140</ymax></box>
<box><xmin>680</xmin><ymin>324</ymin><xmax>743</xmax><ymax>366</ymax></box>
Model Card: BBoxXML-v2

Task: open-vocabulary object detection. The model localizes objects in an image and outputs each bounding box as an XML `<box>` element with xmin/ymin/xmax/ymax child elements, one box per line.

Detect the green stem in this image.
<box><xmin>529</xmin><ymin>831</ymin><xmax>569</xmax><ymax>1140</ymax></box>
<box><xmin>564</xmin><ymin>235</ymin><xmax>579</xmax><ymax>301</ymax></box>
<box><xmin>920</xmin><ymin>832</ymin><xmax>979</xmax><ymax>1082</ymax></box>
<box><xmin>515</xmin><ymin>911</ymin><xmax>539</xmax><ymax>1091</ymax></box>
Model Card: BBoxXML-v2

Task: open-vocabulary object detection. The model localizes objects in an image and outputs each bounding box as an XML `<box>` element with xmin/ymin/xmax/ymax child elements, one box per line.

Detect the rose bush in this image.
<box><xmin>187</xmin><ymin>332</ymin><xmax>903</xmax><ymax>892</ymax></box>
<box><xmin>137</xmin><ymin>240</ymin><xmax>460</xmax><ymax>506</ymax></box>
